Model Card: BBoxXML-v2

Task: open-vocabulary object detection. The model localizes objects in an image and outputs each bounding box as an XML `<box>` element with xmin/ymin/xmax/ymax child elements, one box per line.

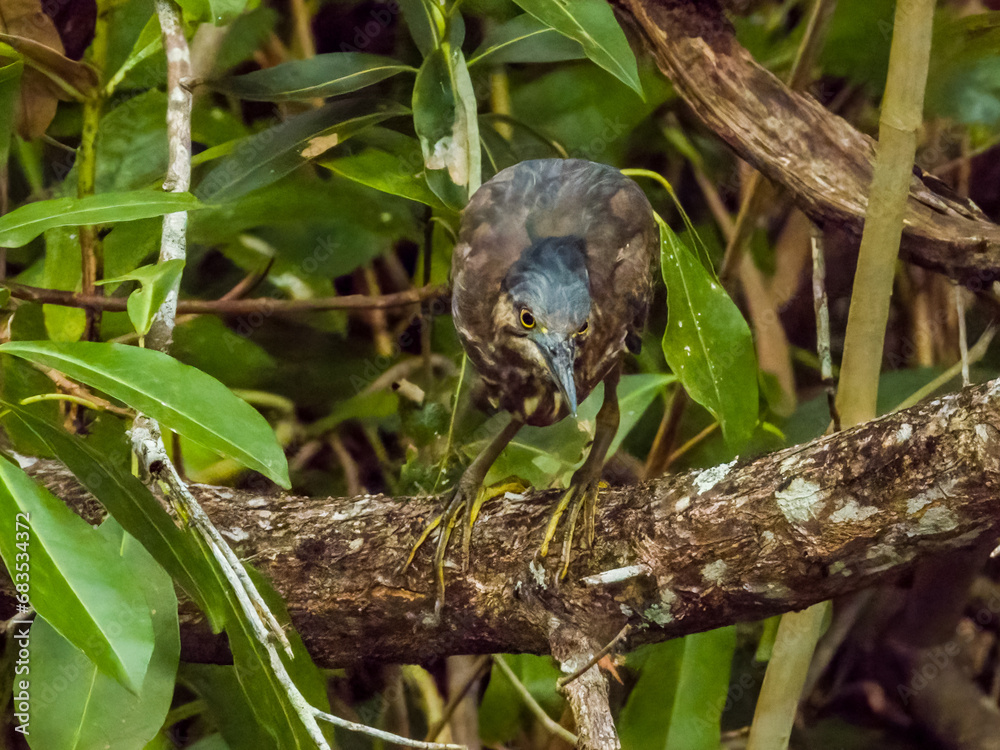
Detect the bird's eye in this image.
<box><xmin>520</xmin><ymin>309</ymin><xmax>535</xmax><ymax>328</ymax></box>
<box><xmin>577</xmin><ymin>320</ymin><xmax>589</xmax><ymax>335</ymax></box>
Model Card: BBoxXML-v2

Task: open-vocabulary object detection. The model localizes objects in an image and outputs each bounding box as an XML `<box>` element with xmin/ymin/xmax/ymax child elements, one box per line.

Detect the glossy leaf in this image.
<box><xmin>320</xmin><ymin>135</ymin><xmax>445</xmax><ymax>208</ymax></box>
<box><xmin>195</xmin><ymin>99</ymin><xmax>409</xmax><ymax>202</ymax></box>
<box><xmin>0</xmin><ymin>457</ymin><xmax>155</xmax><ymax>693</ymax></box>
<box><xmin>659</xmin><ymin>216</ymin><xmax>758</xmax><ymax>450</ymax></box>
<box><xmin>0</xmin><ymin>341</ymin><xmax>291</xmax><ymax>488</ymax></box>
<box><xmin>0</xmin><ymin>191</ymin><xmax>201</xmax><ymax>248</ymax></box>
<box><xmin>212</xmin><ymin>52</ymin><xmax>415</xmax><ymax>101</ymax></box>
<box><xmin>485</xmin><ymin>373</ymin><xmax>674</xmax><ymax>487</ymax></box>
<box><xmin>619</xmin><ymin>627</ymin><xmax>737</xmax><ymax>750</ymax></box>
<box><xmin>413</xmin><ymin>45</ymin><xmax>480</xmax><ymax>207</ymax></box>
<box><xmin>26</xmin><ymin>520</ymin><xmax>179</xmax><ymax>750</ymax></box>
<box><xmin>468</xmin><ymin>14</ymin><xmax>586</xmax><ymax>67</ymax></box>
<box><xmin>97</xmin><ymin>259</ymin><xmax>186</xmax><ymax>336</ymax></box>
<box><xmin>397</xmin><ymin>0</ymin><xmax>445</xmax><ymax>56</ymax></box>
<box><xmin>510</xmin><ymin>0</ymin><xmax>642</xmax><ymax>95</ymax></box>
<box><xmin>41</xmin><ymin>227</ymin><xmax>85</xmax><ymax>343</ymax></box>
<box><xmin>4</xmin><ymin>404</ymin><xmax>225</xmax><ymax>627</ymax></box>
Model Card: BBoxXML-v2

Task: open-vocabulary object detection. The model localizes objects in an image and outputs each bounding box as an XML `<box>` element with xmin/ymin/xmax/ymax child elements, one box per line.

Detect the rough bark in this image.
<box><xmin>616</xmin><ymin>0</ymin><xmax>1000</xmax><ymax>287</ymax></box>
<box><xmin>7</xmin><ymin>379</ymin><xmax>1000</xmax><ymax>669</ymax></box>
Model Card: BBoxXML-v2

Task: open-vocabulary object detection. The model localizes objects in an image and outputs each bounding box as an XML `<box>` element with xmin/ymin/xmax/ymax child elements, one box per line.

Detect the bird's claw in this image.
<box><xmin>405</xmin><ymin>479</ymin><xmax>527</xmax><ymax>615</ymax></box>
<box><xmin>540</xmin><ymin>477</ymin><xmax>607</xmax><ymax>579</ymax></box>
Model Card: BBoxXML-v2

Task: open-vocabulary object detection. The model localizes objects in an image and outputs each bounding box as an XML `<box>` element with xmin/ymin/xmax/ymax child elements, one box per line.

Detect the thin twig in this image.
<box><xmin>810</xmin><ymin>228</ymin><xmax>840</xmax><ymax>431</ymax></box>
<box><xmin>492</xmin><ymin>656</ymin><xmax>579</xmax><ymax>746</ymax></box>
<box><xmin>893</xmin><ymin>323</ymin><xmax>997</xmax><ymax>412</ymax></box>
<box><xmin>3</xmin><ymin>282</ymin><xmax>447</xmax><ymax>314</ymax></box>
<box><xmin>956</xmin><ymin>283</ymin><xmax>970</xmax><ymax>387</ymax></box>
<box><xmin>557</xmin><ymin>624</ymin><xmax>631</xmax><ymax>688</ymax></box>
<box><xmin>425</xmin><ymin>654</ymin><xmax>491</xmax><ymax>742</ymax></box>
<box><xmin>316</xmin><ymin>710</ymin><xmax>464</xmax><ymax>750</ymax></box>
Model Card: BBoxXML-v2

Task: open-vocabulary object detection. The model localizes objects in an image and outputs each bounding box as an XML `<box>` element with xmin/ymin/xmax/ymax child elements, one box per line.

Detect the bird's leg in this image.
<box><xmin>541</xmin><ymin>365</ymin><xmax>621</xmax><ymax>578</ymax></box>
<box><xmin>403</xmin><ymin>416</ymin><xmax>523</xmax><ymax>614</ymax></box>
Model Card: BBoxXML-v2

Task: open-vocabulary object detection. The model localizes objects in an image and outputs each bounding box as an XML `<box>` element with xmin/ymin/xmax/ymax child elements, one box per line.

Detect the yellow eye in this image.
<box><xmin>520</xmin><ymin>309</ymin><xmax>535</xmax><ymax>328</ymax></box>
<box><xmin>577</xmin><ymin>320</ymin><xmax>589</xmax><ymax>335</ymax></box>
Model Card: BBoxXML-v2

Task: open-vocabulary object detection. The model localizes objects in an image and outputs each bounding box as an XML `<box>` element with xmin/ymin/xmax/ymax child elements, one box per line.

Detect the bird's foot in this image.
<box><xmin>539</xmin><ymin>473</ymin><xmax>608</xmax><ymax>579</ymax></box>
<box><xmin>402</xmin><ymin>478</ymin><xmax>527</xmax><ymax>615</ymax></box>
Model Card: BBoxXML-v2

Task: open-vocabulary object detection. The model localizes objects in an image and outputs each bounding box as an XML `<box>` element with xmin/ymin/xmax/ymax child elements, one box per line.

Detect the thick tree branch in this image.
<box><xmin>8</xmin><ymin>379</ymin><xmax>1000</xmax><ymax>669</ymax></box>
<box><xmin>617</xmin><ymin>0</ymin><xmax>1000</xmax><ymax>287</ymax></box>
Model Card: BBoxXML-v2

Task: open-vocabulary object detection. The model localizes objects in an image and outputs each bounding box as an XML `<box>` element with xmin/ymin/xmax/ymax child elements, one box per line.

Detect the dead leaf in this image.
<box><xmin>0</xmin><ymin>0</ymin><xmax>71</xmax><ymax>139</ymax></box>
<box><xmin>301</xmin><ymin>133</ymin><xmax>340</xmax><ymax>159</ymax></box>
<box><xmin>0</xmin><ymin>33</ymin><xmax>97</xmax><ymax>96</ymax></box>
<box><xmin>597</xmin><ymin>655</ymin><xmax>623</xmax><ymax>684</ymax></box>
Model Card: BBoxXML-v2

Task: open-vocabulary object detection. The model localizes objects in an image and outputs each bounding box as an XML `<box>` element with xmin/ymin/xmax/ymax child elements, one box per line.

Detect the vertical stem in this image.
<box><xmin>147</xmin><ymin>0</ymin><xmax>192</xmax><ymax>353</ymax></box>
<box><xmin>748</xmin><ymin>3</ymin><xmax>934</xmax><ymax>750</ymax></box>
<box><xmin>834</xmin><ymin>0</ymin><xmax>935</xmax><ymax>427</ymax></box>
<box><xmin>78</xmin><ymin>7</ymin><xmax>110</xmax><ymax>341</ymax></box>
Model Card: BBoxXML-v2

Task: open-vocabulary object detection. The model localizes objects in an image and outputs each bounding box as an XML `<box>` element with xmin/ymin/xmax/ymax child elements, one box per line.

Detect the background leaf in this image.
<box><xmin>98</xmin><ymin>259</ymin><xmax>186</xmax><ymax>336</ymax></box>
<box><xmin>468</xmin><ymin>14</ymin><xmax>586</xmax><ymax>67</ymax></box>
<box><xmin>510</xmin><ymin>0</ymin><xmax>642</xmax><ymax>95</ymax></box>
<box><xmin>659</xmin><ymin>217</ymin><xmax>758</xmax><ymax>450</ymax></box>
<box><xmin>619</xmin><ymin>627</ymin><xmax>737</xmax><ymax>750</ymax></box>
<box><xmin>0</xmin><ymin>191</ymin><xmax>201</xmax><ymax>248</ymax></box>
<box><xmin>212</xmin><ymin>52</ymin><xmax>415</xmax><ymax>101</ymax></box>
<box><xmin>195</xmin><ymin>99</ymin><xmax>409</xmax><ymax>202</ymax></box>
<box><xmin>25</xmin><ymin>519</ymin><xmax>180</xmax><ymax>750</ymax></box>
<box><xmin>0</xmin><ymin>341</ymin><xmax>291</xmax><ymax>488</ymax></box>
<box><xmin>0</xmin><ymin>457</ymin><xmax>155</xmax><ymax>692</ymax></box>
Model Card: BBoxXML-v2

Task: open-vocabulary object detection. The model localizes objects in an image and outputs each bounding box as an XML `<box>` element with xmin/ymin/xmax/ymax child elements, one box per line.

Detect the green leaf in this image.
<box><xmin>41</xmin><ymin>227</ymin><xmax>85</xmax><ymax>343</ymax></box>
<box><xmin>320</xmin><ymin>133</ymin><xmax>446</xmax><ymax>208</ymax></box>
<box><xmin>480</xmin><ymin>655</ymin><xmax>565</xmax><ymax>744</ymax></box>
<box><xmin>211</xmin><ymin>52</ymin><xmax>415</xmax><ymax>101</ymax></box>
<box><xmin>0</xmin><ymin>457</ymin><xmax>155</xmax><ymax>692</ymax></box>
<box><xmin>195</xmin><ymin>99</ymin><xmax>409</xmax><ymax>202</ymax></box>
<box><xmin>412</xmin><ymin>44</ymin><xmax>480</xmax><ymax>206</ymax></box>
<box><xmin>468</xmin><ymin>14</ymin><xmax>586</xmax><ymax>67</ymax></box>
<box><xmin>175</xmin><ymin>0</ymin><xmax>257</xmax><ymax>24</ymax></box>
<box><xmin>510</xmin><ymin>0</ymin><xmax>642</xmax><ymax>95</ymax></box>
<box><xmin>619</xmin><ymin>627</ymin><xmax>737</xmax><ymax>750</ymax></box>
<box><xmin>97</xmin><ymin>259</ymin><xmax>186</xmax><ymax>337</ymax></box>
<box><xmin>3</xmin><ymin>404</ymin><xmax>225</xmax><ymax>627</ymax></box>
<box><xmin>0</xmin><ymin>341</ymin><xmax>291</xmax><ymax>488</ymax></box>
<box><xmin>397</xmin><ymin>0</ymin><xmax>446</xmax><ymax>56</ymax></box>
<box><xmin>180</xmin><ymin>664</ymin><xmax>281</xmax><ymax>750</ymax></box>
<box><xmin>0</xmin><ymin>191</ymin><xmax>201</xmax><ymax>248</ymax></box>
<box><xmin>26</xmin><ymin>520</ymin><xmax>180</xmax><ymax>750</ymax></box>
<box><xmin>659</xmin><ymin>216</ymin><xmax>758</xmax><ymax>450</ymax></box>
<box><xmin>486</xmin><ymin>373</ymin><xmax>674</xmax><ymax>487</ymax></box>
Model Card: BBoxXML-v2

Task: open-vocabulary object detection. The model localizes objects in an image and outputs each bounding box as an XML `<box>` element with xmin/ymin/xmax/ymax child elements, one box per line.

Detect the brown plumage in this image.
<box><xmin>407</xmin><ymin>159</ymin><xmax>657</xmax><ymax>612</ymax></box>
<box><xmin>452</xmin><ymin>159</ymin><xmax>657</xmax><ymax>425</ymax></box>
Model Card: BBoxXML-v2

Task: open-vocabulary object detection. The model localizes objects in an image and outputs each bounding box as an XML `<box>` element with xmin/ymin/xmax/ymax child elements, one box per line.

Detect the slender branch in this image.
<box><xmin>2</xmin><ymin>282</ymin><xmax>449</xmax><ymax>314</ymax></box>
<box><xmin>618</xmin><ymin>0</ymin><xmax>1000</xmax><ymax>286</ymax></box>
<box><xmin>14</xmin><ymin>377</ymin><xmax>1000</xmax><ymax>668</ymax></box>
<box><xmin>493</xmin><ymin>656</ymin><xmax>579</xmax><ymax>746</ymax></box>
<box><xmin>77</xmin><ymin>7</ymin><xmax>109</xmax><ymax>342</ymax></box>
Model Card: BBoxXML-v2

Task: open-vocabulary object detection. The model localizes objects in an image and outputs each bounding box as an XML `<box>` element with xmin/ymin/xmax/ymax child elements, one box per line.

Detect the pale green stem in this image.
<box><xmin>748</xmin><ymin>3</ymin><xmax>936</xmax><ymax>750</ymax></box>
<box><xmin>835</xmin><ymin>0</ymin><xmax>935</xmax><ymax>427</ymax></box>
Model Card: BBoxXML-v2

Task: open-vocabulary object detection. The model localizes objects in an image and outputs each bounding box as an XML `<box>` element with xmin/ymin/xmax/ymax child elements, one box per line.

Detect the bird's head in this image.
<box><xmin>497</xmin><ymin>235</ymin><xmax>591</xmax><ymax>415</ymax></box>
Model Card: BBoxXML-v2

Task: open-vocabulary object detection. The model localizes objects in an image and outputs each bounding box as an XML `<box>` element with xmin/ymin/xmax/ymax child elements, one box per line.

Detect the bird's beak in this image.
<box><xmin>538</xmin><ymin>335</ymin><xmax>578</xmax><ymax>416</ymax></box>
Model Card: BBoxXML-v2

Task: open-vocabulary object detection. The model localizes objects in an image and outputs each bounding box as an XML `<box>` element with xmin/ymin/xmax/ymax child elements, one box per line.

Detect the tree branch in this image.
<box><xmin>7</xmin><ymin>378</ymin><xmax>1000</xmax><ymax>669</ymax></box>
<box><xmin>1</xmin><ymin>282</ymin><xmax>449</xmax><ymax>314</ymax></box>
<box><xmin>617</xmin><ymin>0</ymin><xmax>1000</xmax><ymax>287</ymax></box>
